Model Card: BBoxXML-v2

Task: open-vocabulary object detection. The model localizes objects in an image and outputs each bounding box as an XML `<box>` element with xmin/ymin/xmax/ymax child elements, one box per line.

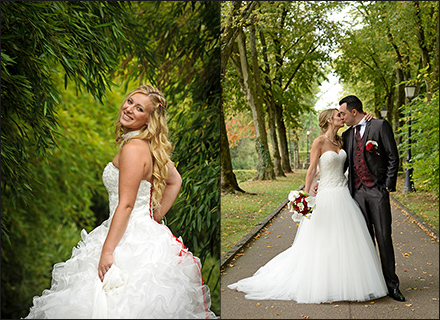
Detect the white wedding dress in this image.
<box><xmin>228</xmin><ymin>149</ymin><xmax>387</xmax><ymax>303</ymax></box>
<box><xmin>25</xmin><ymin>162</ymin><xmax>217</xmax><ymax>319</ymax></box>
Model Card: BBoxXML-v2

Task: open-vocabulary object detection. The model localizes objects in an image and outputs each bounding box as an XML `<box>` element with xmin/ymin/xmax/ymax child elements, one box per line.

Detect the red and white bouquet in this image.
<box><xmin>287</xmin><ymin>190</ymin><xmax>316</xmax><ymax>222</ymax></box>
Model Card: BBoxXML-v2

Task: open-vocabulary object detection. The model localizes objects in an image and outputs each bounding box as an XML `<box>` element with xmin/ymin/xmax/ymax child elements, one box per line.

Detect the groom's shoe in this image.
<box><xmin>388</xmin><ymin>288</ymin><xmax>405</xmax><ymax>301</ymax></box>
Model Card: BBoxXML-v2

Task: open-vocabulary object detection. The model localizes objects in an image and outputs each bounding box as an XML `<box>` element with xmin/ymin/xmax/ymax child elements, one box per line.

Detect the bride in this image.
<box><xmin>228</xmin><ymin>108</ymin><xmax>387</xmax><ymax>304</ymax></box>
<box><xmin>24</xmin><ymin>85</ymin><xmax>217</xmax><ymax>318</ymax></box>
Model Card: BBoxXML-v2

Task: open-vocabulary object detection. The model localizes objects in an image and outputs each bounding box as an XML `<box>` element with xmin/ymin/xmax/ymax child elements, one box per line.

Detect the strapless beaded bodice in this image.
<box><xmin>318</xmin><ymin>150</ymin><xmax>348</xmax><ymax>191</ymax></box>
<box><xmin>102</xmin><ymin>162</ymin><xmax>152</xmax><ymax>217</ymax></box>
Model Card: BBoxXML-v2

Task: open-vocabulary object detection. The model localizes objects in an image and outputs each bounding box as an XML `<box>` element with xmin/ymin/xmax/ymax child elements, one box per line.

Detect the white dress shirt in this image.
<box><xmin>354</xmin><ymin>116</ymin><xmax>367</xmax><ymax>139</ymax></box>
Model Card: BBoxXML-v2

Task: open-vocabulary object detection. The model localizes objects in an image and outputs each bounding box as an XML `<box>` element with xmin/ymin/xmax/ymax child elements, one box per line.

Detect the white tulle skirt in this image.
<box><xmin>228</xmin><ymin>186</ymin><xmax>387</xmax><ymax>304</ymax></box>
<box><xmin>25</xmin><ymin>211</ymin><xmax>216</xmax><ymax>319</ymax></box>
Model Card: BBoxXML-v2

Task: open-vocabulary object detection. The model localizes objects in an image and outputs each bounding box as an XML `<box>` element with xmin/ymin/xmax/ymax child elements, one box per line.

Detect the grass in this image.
<box><xmin>221</xmin><ymin>170</ymin><xmax>439</xmax><ymax>256</ymax></box>
<box><xmin>221</xmin><ymin>170</ymin><xmax>307</xmax><ymax>255</ymax></box>
<box><xmin>392</xmin><ymin>172</ymin><xmax>439</xmax><ymax>232</ymax></box>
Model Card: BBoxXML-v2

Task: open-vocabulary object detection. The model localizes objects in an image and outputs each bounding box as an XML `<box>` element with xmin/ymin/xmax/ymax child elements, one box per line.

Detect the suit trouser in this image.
<box><xmin>352</xmin><ymin>184</ymin><xmax>400</xmax><ymax>291</ymax></box>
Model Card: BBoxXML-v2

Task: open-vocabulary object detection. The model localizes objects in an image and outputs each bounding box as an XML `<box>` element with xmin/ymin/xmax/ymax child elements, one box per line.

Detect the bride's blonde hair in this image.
<box><xmin>318</xmin><ymin>108</ymin><xmax>343</xmax><ymax>148</ymax></box>
<box><xmin>115</xmin><ymin>84</ymin><xmax>172</xmax><ymax>210</ymax></box>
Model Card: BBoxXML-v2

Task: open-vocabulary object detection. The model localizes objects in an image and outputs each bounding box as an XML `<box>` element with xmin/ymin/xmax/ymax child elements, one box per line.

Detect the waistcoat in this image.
<box><xmin>353</xmin><ymin>131</ymin><xmax>376</xmax><ymax>189</ymax></box>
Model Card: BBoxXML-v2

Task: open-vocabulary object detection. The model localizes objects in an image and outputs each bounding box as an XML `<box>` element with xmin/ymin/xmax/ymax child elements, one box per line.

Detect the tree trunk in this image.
<box><xmin>249</xmin><ymin>16</ymin><xmax>283</xmax><ymax>178</ymax></box>
<box><xmin>237</xmin><ymin>28</ymin><xmax>275</xmax><ymax>180</ymax></box>
<box><xmin>292</xmin><ymin>129</ymin><xmax>300</xmax><ymax>170</ymax></box>
<box><xmin>414</xmin><ymin>1</ymin><xmax>433</xmax><ymax>99</ymax></box>
<box><xmin>274</xmin><ymin>103</ymin><xmax>292</xmax><ymax>173</ymax></box>
<box><xmin>267</xmin><ymin>102</ymin><xmax>285</xmax><ymax>176</ymax></box>
<box><xmin>219</xmin><ymin>1</ymin><xmax>258</xmax><ymax>193</ymax></box>
<box><xmin>258</xmin><ymin>29</ymin><xmax>284</xmax><ymax>176</ymax></box>
<box><xmin>220</xmin><ymin>103</ymin><xmax>245</xmax><ymax>193</ymax></box>
<box><xmin>435</xmin><ymin>7</ymin><xmax>439</xmax><ymax>91</ymax></box>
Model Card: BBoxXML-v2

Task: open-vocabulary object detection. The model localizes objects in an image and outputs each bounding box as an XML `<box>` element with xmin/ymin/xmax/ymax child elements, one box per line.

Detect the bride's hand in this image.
<box><xmin>364</xmin><ymin>112</ymin><xmax>376</xmax><ymax>121</ymax></box>
<box><xmin>310</xmin><ymin>182</ymin><xmax>319</xmax><ymax>196</ymax></box>
<box><xmin>98</xmin><ymin>252</ymin><xmax>114</xmax><ymax>282</ymax></box>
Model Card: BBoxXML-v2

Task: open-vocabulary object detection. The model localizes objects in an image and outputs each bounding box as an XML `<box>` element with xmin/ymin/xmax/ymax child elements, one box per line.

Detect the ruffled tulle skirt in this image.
<box><xmin>228</xmin><ymin>186</ymin><xmax>387</xmax><ymax>304</ymax></box>
<box><xmin>25</xmin><ymin>210</ymin><xmax>216</xmax><ymax>319</ymax></box>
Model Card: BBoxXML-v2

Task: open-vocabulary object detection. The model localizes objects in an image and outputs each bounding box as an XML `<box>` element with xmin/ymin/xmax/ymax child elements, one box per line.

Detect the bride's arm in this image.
<box><xmin>98</xmin><ymin>140</ymin><xmax>148</xmax><ymax>282</ymax></box>
<box><xmin>152</xmin><ymin>163</ymin><xmax>182</xmax><ymax>223</ymax></box>
<box><xmin>304</xmin><ymin>138</ymin><xmax>322</xmax><ymax>194</ymax></box>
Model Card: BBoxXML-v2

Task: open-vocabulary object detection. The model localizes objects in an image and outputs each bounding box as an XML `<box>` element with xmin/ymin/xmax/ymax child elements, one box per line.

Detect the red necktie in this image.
<box><xmin>355</xmin><ymin>125</ymin><xmax>361</xmax><ymax>141</ymax></box>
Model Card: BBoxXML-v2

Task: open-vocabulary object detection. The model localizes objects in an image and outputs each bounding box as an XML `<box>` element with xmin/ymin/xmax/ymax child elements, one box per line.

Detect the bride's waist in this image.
<box><xmin>109</xmin><ymin>202</ymin><xmax>152</xmax><ymax>217</ymax></box>
<box><xmin>318</xmin><ymin>180</ymin><xmax>348</xmax><ymax>190</ymax></box>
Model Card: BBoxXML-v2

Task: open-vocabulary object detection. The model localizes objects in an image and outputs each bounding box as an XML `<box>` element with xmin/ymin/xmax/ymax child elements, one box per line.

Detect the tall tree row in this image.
<box><xmin>334</xmin><ymin>1</ymin><xmax>438</xmax><ymax>194</ymax></box>
<box><xmin>221</xmin><ymin>1</ymin><xmax>344</xmax><ymax>191</ymax></box>
<box><xmin>221</xmin><ymin>1</ymin><xmax>438</xmax><ymax>197</ymax></box>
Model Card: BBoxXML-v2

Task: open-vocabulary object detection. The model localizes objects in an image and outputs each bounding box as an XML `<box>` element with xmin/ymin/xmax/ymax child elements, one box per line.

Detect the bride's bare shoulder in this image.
<box><xmin>313</xmin><ymin>135</ymin><xmax>326</xmax><ymax>145</ymax></box>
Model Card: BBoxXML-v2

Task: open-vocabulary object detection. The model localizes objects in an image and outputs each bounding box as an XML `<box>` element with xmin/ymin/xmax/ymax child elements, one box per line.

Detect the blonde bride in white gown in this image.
<box><xmin>228</xmin><ymin>108</ymin><xmax>387</xmax><ymax>304</ymax></box>
<box><xmin>24</xmin><ymin>85</ymin><xmax>217</xmax><ymax>319</ymax></box>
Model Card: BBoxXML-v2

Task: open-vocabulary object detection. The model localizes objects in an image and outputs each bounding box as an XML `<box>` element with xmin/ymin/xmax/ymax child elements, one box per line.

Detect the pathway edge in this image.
<box><xmin>221</xmin><ymin>188</ymin><xmax>439</xmax><ymax>269</ymax></box>
<box><xmin>221</xmin><ymin>184</ymin><xmax>304</xmax><ymax>268</ymax></box>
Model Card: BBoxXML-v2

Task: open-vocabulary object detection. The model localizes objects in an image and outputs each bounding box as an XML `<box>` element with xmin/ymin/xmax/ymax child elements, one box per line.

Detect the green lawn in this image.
<box><xmin>392</xmin><ymin>173</ymin><xmax>439</xmax><ymax>232</ymax></box>
<box><xmin>221</xmin><ymin>170</ymin><xmax>307</xmax><ymax>255</ymax></box>
<box><xmin>221</xmin><ymin>170</ymin><xmax>439</xmax><ymax>256</ymax></box>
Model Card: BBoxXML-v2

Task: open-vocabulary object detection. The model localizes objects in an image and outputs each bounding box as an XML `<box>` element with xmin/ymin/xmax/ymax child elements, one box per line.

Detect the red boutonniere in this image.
<box><xmin>366</xmin><ymin>138</ymin><xmax>380</xmax><ymax>155</ymax></box>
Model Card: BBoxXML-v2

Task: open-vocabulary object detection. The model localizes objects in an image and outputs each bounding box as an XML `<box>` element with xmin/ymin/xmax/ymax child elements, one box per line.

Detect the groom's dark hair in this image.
<box><xmin>339</xmin><ymin>95</ymin><xmax>363</xmax><ymax>113</ymax></box>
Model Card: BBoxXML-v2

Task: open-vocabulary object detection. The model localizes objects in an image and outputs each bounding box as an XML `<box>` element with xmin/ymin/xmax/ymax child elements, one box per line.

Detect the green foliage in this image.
<box><xmin>1</xmin><ymin>73</ymin><xmax>117</xmax><ymax>318</ymax></box>
<box><xmin>222</xmin><ymin>1</ymin><xmax>344</xmax><ymax>177</ymax></box>
<box><xmin>230</xmin><ymin>137</ymin><xmax>259</xmax><ymax>171</ymax></box>
<box><xmin>158</xmin><ymin>4</ymin><xmax>220</xmax><ymax>312</ymax></box>
<box><xmin>200</xmin><ymin>254</ymin><xmax>221</xmax><ymax>316</ymax></box>
<box><xmin>233</xmin><ymin>169</ymin><xmax>258</xmax><ymax>183</ymax></box>
<box><xmin>161</xmin><ymin>1</ymin><xmax>220</xmax><ymax>263</ymax></box>
<box><xmin>1</xmin><ymin>1</ymin><xmax>151</xmax><ymax>206</ymax></box>
<box><xmin>223</xmin><ymin>1</ymin><xmax>340</xmax><ymax>121</ymax></box>
<box><xmin>398</xmin><ymin>87</ymin><xmax>439</xmax><ymax>196</ymax></box>
<box><xmin>1</xmin><ymin>1</ymin><xmax>221</xmax><ymax>318</ymax></box>
<box><xmin>167</xmin><ymin>87</ymin><xmax>220</xmax><ymax>261</ymax></box>
<box><xmin>334</xmin><ymin>1</ymin><xmax>438</xmax><ymax>124</ymax></box>
<box><xmin>392</xmin><ymin>174</ymin><xmax>439</xmax><ymax>232</ymax></box>
<box><xmin>1</xmin><ymin>2</ymin><xmax>136</xmax><ymax>317</ymax></box>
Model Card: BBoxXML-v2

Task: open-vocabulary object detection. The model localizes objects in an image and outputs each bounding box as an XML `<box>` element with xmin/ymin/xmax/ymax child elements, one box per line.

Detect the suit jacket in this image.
<box><xmin>343</xmin><ymin>119</ymin><xmax>399</xmax><ymax>195</ymax></box>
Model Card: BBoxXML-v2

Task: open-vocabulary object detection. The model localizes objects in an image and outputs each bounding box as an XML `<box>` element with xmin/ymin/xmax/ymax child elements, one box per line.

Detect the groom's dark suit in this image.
<box><xmin>343</xmin><ymin>118</ymin><xmax>400</xmax><ymax>291</ymax></box>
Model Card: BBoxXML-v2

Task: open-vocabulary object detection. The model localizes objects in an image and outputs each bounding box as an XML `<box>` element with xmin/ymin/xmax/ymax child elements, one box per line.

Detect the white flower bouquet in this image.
<box><xmin>287</xmin><ymin>190</ymin><xmax>316</xmax><ymax>222</ymax></box>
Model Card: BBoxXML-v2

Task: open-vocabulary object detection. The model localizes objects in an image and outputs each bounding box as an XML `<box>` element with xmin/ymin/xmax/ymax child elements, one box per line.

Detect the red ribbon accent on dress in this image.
<box><xmin>171</xmin><ymin>234</ymin><xmax>210</xmax><ymax>316</ymax></box>
<box><xmin>150</xmin><ymin>186</ymin><xmax>210</xmax><ymax>316</ymax></box>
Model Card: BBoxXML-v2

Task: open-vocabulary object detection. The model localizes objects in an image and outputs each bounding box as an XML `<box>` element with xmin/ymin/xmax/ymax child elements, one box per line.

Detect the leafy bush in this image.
<box><xmin>233</xmin><ymin>170</ymin><xmax>258</xmax><ymax>183</ymax></box>
<box><xmin>398</xmin><ymin>87</ymin><xmax>439</xmax><ymax>196</ymax></box>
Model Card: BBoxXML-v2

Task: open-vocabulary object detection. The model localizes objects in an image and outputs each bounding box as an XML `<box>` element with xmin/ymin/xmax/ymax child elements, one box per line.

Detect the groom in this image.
<box><xmin>338</xmin><ymin>95</ymin><xmax>405</xmax><ymax>302</ymax></box>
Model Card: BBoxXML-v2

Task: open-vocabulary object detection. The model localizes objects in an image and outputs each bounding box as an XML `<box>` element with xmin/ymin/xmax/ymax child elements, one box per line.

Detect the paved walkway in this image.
<box><xmin>220</xmin><ymin>197</ymin><xmax>439</xmax><ymax>319</ymax></box>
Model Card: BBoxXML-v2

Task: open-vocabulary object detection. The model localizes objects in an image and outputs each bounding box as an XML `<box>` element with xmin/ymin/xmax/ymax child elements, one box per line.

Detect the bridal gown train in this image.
<box><xmin>25</xmin><ymin>162</ymin><xmax>217</xmax><ymax>319</ymax></box>
<box><xmin>228</xmin><ymin>149</ymin><xmax>388</xmax><ymax>304</ymax></box>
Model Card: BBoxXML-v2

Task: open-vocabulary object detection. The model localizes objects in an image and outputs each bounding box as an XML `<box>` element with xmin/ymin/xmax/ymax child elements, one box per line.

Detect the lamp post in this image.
<box><xmin>403</xmin><ymin>82</ymin><xmax>416</xmax><ymax>193</ymax></box>
<box><xmin>306</xmin><ymin>129</ymin><xmax>310</xmax><ymax>165</ymax></box>
<box><xmin>288</xmin><ymin>128</ymin><xmax>293</xmax><ymax>165</ymax></box>
<box><xmin>381</xmin><ymin>105</ymin><xmax>388</xmax><ymax>118</ymax></box>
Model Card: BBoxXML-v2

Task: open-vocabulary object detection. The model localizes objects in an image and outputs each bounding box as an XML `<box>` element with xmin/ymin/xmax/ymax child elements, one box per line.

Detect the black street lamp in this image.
<box><xmin>306</xmin><ymin>129</ymin><xmax>310</xmax><ymax>165</ymax></box>
<box><xmin>403</xmin><ymin>82</ymin><xmax>416</xmax><ymax>193</ymax></box>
